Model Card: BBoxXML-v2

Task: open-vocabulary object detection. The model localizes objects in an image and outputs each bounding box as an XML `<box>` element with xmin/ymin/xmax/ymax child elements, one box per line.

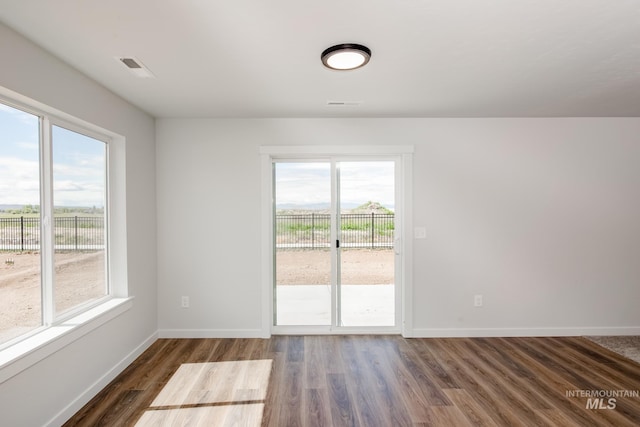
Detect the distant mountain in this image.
<box><xmin>276</xmin><ymin>201</ymin><xmax>394</xmax><ymax>213</ymax></box>
<box><xmin>0</xmin><ymin>204</ymin><xmax>103</xmax><ymax>214</ymax></box>
<box><xmin>350</xmin><ymin>201</ymin><xmax>394</xmax><ymax>214</ymax></box>
<box><xmin>276</xmin><ymin>203</ymin><xmax>331</xmax><ymax>211</ymax></box>
<box><xmin>0</xmin><ymin>204</ymin><xmax>24</xmax><ymax>211</ymax></box>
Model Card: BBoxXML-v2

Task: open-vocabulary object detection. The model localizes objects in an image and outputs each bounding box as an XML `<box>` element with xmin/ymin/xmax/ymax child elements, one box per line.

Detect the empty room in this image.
<box><xmin>0</xmin><ymin>1</ymin><xmax>639</xmax><ymax>426</ymax></box>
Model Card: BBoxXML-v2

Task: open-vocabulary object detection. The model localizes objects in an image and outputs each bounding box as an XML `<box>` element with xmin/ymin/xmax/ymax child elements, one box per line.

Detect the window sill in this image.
<box><xmin>0</xmin><ymin>297</ymin><xmax>133</xmax><ymax>384</ymax></box>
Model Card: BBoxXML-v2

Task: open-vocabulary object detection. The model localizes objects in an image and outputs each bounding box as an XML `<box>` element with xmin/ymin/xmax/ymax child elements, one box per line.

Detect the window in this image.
<box><xmin>0</xmin><ymin>100</ymin><xmax>110</xmax><ymax>349</ymax></box>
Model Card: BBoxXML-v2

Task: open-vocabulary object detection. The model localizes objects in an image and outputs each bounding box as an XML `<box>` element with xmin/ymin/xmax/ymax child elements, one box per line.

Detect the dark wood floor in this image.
<box><xmin>64</xmin><ymin>336</ymin><xmax>640</xmax><ymax>426</ymax></box>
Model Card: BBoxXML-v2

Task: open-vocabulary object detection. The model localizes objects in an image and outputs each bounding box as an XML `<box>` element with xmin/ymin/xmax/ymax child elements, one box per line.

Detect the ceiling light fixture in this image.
<box><xmin>321</xmin><ymin>43</ymin><xmax>371</xmax><ymax>70</ymax></box>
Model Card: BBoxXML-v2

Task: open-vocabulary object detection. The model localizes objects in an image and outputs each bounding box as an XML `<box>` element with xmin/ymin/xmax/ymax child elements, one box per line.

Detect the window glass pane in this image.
<box><xmin>338</xmin><ymin>161</ymin><xmax>395</xmax><ymax>327</ymax></box>
<box><xmin>52</xmin><ymin>125</ymin><xmax>107</xmax><ymax>316</ymax></box>
<box><xmin>0</xmin><ymin>104</ymin><xmax>42</xmax><ymax>344</ymax></box>
<box><xmin>275</xmin><ymin>162</ymin><xmax>332</xmax><ymax>326</ymax></box>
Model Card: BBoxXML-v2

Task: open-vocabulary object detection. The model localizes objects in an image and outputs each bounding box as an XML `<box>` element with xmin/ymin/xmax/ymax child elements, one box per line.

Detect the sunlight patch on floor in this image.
<box><xmin>136</xmin><ymin>359</ymin><xmax>272</xmax><ymax>427</ymax></box>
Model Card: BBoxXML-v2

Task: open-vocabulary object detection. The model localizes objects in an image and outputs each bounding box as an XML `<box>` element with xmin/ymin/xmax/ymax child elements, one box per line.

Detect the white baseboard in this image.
<box><xmin>160</xmin><ymin>326</ymin><xmax>640</xmax><ymax>339</ymax></box>
<box><xmin>47</xmin><ymin>331</ymin><xmax>158</xmax><ymax>427</ymax></box>
<box><xmin>158</xmin><ymin>329</ymin><xmax>266</xmax><ymax>339</ymax></box>
<box><xmin>409</xmin><ymin>326</ymin><xmax>640</xmax><ymax>338</ymax></box>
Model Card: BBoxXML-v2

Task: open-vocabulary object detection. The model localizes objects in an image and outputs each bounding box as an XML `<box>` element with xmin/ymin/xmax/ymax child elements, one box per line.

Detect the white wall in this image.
<box><xmin>156</xmin><ymin>118</ymin><xmax>640</xmax><ymax>337</ymax></box>
<box><xmin>0</xmin><ymin>23</ymin><xmax>157</xmax><ymax>426</ymax></box>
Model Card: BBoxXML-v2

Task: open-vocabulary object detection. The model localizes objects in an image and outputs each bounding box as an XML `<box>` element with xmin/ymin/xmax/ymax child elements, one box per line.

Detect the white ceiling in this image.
<box><xmin>1</xmin><ymin>0</ymin><xmax>640</xmax><ymax>118</ymax></box>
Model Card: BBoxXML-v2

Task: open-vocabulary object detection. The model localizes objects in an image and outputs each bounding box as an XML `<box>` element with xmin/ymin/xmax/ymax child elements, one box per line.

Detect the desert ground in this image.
<box><xmin>0</xmin><ymin>251</ymin><xmax>105</xmax><ymax>343</ymax></box>
<box><xmin>276</xmin><ymin>248</ymin><xmax>394</xmax><ymax>285</ymax></box>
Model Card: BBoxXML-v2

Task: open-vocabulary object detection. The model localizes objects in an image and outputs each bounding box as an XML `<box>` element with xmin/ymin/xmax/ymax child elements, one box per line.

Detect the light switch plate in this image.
<box><xmin>414</xmin><ymin>227</ymin><xmax>427</xmax><ymax>239</ymax></box>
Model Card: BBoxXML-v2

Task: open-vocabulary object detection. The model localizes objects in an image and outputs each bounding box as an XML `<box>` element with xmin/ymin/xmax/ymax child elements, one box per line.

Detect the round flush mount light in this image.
<box><xmin>321</xmin><ymin>43</ymin><xmax>371</xmax><ymax>70</ymax></box>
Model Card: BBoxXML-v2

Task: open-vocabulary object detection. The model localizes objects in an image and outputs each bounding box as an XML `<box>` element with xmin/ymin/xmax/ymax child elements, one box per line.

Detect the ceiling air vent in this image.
<box><xmin>121</xmin><ymin>58</ymin><xmax>141</xmax><ymax>69</ymax></box>
<box><xmin>326</xmin><ymin>101</ymin><xmax>362</xmax><ymax>107</ymax></box>
<box><xmin>116</xmin><ymin>57</ymin><xmax>155</xmax><ymax>78</ymax></box>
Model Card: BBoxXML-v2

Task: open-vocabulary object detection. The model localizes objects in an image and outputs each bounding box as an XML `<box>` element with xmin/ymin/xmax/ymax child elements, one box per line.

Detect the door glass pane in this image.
<box><xmin>275</xmin><ymin>162</ymin><xmax>331</xmax><ymax>325</ymax></box>
<box><xmin>339</xmin><ymin>161</ymin><xmax>395</xmax><ymax>327</ymax></box>
<box><xmin>0</xmin><ymin>104</ymin><xmax>42</xmax><ymax>344</ymax></box>
<box><xmin>52</xmin><ymin>125</ymin><xmax>107</xmax><ymax>316</ymax></box>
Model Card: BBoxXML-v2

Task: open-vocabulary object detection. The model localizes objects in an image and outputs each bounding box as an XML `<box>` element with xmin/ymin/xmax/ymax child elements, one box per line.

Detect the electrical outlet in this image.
<box><xmin>181</xmin><ymin>296</ymin><xmax>190</xmax><ymax>308</ymax></box>
<box><xmin>474</xmin><ymin>294</ymin><xmax>483</xmax><ymax>307</ymax></box>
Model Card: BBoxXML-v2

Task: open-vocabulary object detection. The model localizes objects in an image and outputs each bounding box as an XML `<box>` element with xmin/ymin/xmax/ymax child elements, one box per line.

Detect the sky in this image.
<box><xmin>275</xmin><ymin>161</ymin><xmax>395</xmax><ymax>210</ymax></box>
<box><xmin>2</xmin><ymin>101</ymin><xmax>391</xmax><ymax>210</ymax></box>
<box><xmin>0</xmin><ymin>103</ymin><xmax>106</xmax><ymax>208</ymax></box>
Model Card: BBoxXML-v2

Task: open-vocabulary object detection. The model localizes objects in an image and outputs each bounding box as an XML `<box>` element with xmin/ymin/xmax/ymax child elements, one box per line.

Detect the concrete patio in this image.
<box><xmin>276</xmin><ymin>284</ymin><xmax>394</xmax><ymax>326</ymax></box>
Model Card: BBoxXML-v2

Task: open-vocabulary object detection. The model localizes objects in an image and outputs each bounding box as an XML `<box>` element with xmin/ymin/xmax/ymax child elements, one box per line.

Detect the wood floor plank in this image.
<box><xmin>535</xmin><ymin>337</ymin><xmax>640</xmax><ymax>427</ymax></box>
<box><xmin>534</xmin><ymin>408</ymin><xmax>582</xmax><ymax>427</ymax></box>
<box><xmin>463</xmin><ymin>339</ymin><xmax>553</xmax><ymax>411</ymax></box>
<box><xmin>526</xmin><ymin>337</ymin><xmax>640</xmax><ymax>426</ymax></box>
<box><xmin>443</xmin><ymin>388</ymin><xmax>506</xmax><ymax>426</ymax></box>
<box><xmin>304</xmin><ymin>388</ymin><xmax>332</xmax><ymax>427</ymax></box>
<box><xmin>287</xmin><ymin>335</ymin><xmax>305</xmax><ymax>363</ymax></box>
<box><xmin>355</xmin><ymin>336</ymin><xmax>415</xmax><ymax>426</ymax></box>
<box><xmin>495</xmin><ymin>337</ymin><xmax>616</xmax><ymax>427</ymax></box>
<box><xmin>375</xmin><ymin>336</ymin><xmax>441</xmax><ymax>423</ymax></box>
<box><xmin>337</xmin><ymin>336</ymin><xmax>390</xmax><ymax>427</ymax></box>
<box><xmin>280</xmin><ymin>360</ymin><xmax>303</xmax><ymax>426</ymax></box>
<box><xmin>572</xmin><ymin>337</ymin><xmax>640</xmax><ymax>376</ymax></box>
<box><xmin>425</xmin><ymin>338</ymin><xmax>545</xmax><ymax>426</ymax></box>
<box><xmin>444</xmin><ymin>338</ymin><xmax>553</xmax><ymax>426</ymax></box>
<box><xmin>508</xmin><ymin>337</ymin><xmax>638</xmax><ymax>427</ymax></box>
<box><xmin>395</xmin><ymin>338</ymin><xmax>453</xmax><ymax>407</ymax></box>
<box><xmin>327</xmin><ymin>373</ymin><xmax>359</xmax><ymax>427</ymax></box>
<box><xmin>63</xmin><ymin>336</ymin><xmax>640</xmax><ymax>426</ymax></box>
<box><xmin>426</xmin><ymin>405</ymin><xmax>475</xmax><ymax>427</ymax></box>
<box><xmin>407</xmin><ymin>338</ymin><xmax>460</xmax><ymax>389</ymax></box>
<box><xmin>549</xmin><ymin>337</ymin><xmax>640</xmax><ymax>389</ymax></box>
<box><xmin>261</xmin><ymin>348</ymin><xmax>285</xmax><ymax>426</ymax></box>
<box><xmin>304</xmin><ymin>336</ymin><xmax>328</xmax><ymax>390</ymax></box>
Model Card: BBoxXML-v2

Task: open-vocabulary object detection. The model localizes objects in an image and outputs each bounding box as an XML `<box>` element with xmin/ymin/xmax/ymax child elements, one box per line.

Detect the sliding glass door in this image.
<box><xmin>273</xmin><ymin>159</ymin><xmax>398</xmax><ymax>331</ymax></box>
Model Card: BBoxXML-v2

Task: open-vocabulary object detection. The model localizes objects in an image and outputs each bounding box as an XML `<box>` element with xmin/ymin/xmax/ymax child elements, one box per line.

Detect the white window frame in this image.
<box><xmin>0</xmin><ymin>87</ymin><xmax>131</xmax><ymax>384</ymax></box>
<box><xmin>260</xmin><ymin>145</ymin><xmax>414</xmax><ymax>337</ymax></box>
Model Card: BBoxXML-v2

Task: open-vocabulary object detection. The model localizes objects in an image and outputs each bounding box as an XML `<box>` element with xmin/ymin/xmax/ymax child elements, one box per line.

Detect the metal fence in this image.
<box><xmin>2</xmin><ymin>213</ymin><xmax>393</xmax><ymax>252</ymax></box>
<box><xmin>0</xmin><ymin>216</ymin><xmax>105</xmax><ymax>251</ymax></box>
<box><xmin>276</xmin><ymin>213</ymin><xmax>394</xmax><ymax>249</ymax></box>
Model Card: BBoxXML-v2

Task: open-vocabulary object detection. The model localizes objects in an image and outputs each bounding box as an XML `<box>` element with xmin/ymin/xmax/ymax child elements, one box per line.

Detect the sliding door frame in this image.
<box><xmin>260</xmin><ymin>145</ymin><xmax>414</xmax><ymax>337</ymax></box>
